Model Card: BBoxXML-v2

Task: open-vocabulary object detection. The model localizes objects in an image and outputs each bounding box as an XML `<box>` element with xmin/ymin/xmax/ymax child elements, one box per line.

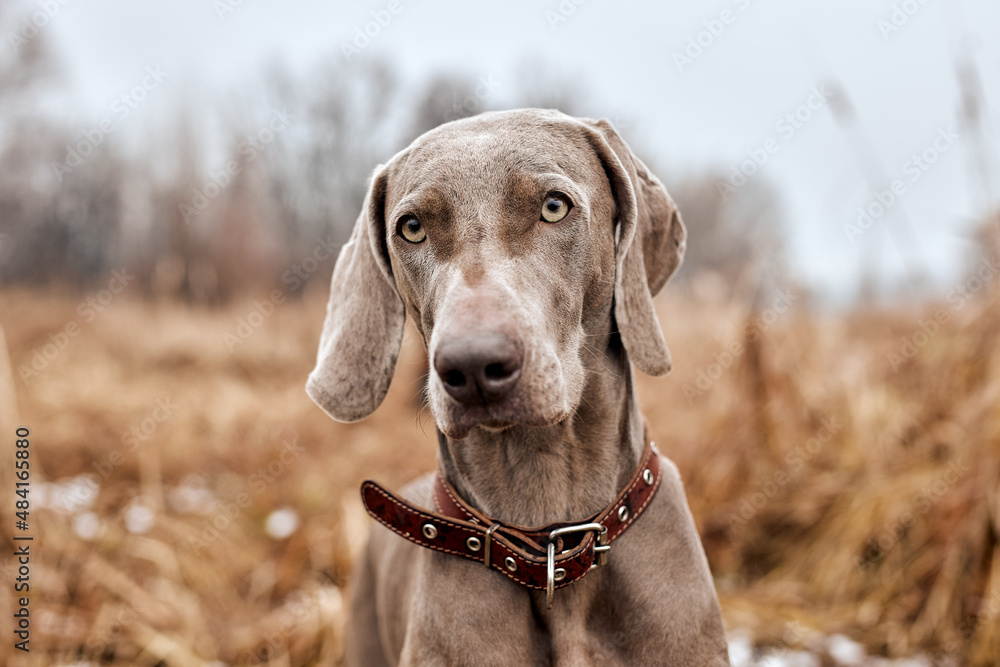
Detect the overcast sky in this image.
<box><xmin>26</xmin><ymin>0</ymin><xmax>1000</xmax><ymax>301</ymax></box>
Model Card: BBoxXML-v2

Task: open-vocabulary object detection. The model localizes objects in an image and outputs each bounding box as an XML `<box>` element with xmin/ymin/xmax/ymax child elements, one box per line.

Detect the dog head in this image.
<box><xmin>306</xmin><ymin>109</ymin><xmax>685</xmax><ymax>438</ymax></box>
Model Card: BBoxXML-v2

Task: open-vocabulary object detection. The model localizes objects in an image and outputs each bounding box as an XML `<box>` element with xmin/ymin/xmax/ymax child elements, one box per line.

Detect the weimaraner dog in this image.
<box><xmin>307</xmin><ymin>109</ymin><xmax>729</xmax><ymax>666</ymax></box>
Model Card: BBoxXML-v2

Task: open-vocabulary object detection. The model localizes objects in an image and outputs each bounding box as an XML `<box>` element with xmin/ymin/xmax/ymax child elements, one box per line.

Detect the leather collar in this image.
<box><xmin>360</xmin><ymin>436</ymin><xmax>662</xmax><ymax>606</ymax></box>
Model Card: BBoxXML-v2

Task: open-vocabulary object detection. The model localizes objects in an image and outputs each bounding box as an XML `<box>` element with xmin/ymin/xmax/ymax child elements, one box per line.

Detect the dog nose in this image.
<box><xmin>433</xmin><ymin>333</ymin><xmax>523</xmax><ymax>405</ymax></box>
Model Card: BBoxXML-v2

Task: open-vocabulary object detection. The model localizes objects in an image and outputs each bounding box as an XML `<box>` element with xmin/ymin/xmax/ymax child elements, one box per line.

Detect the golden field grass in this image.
<box><xmin>0</xmin><ymin>277</ymin><xmax>998</xmax><ymax>666</ymax></box>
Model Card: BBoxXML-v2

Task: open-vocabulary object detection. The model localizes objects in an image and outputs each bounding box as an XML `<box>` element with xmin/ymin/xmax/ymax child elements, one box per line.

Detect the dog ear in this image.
<box><xmin>306</xmin><ymin>165</ymin><xmax>406</xmax><ymax>421</ymax></box>
<box><xmin>582</xmin><ymin>119</ymin><xmax>687</xmax><ymax>377</ymax></box>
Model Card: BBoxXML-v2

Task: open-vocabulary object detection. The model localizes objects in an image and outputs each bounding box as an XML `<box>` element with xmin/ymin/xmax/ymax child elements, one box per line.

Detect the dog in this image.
<box><xmin>307</xmin><ymin>109</ymin><xmax>729</xmax><ymax>666</ymax></box>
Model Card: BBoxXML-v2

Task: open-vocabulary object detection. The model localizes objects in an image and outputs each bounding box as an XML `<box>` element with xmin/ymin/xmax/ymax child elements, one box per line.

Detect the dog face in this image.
<box><xmin>306</xmin><ymin>109</ymin><xmax>685</xmax><ymax>439</ymax></box>
<box><xmin>384</xmin><ymin>117</ymin><xmax>617</xmax><ymax>438</ymax></box>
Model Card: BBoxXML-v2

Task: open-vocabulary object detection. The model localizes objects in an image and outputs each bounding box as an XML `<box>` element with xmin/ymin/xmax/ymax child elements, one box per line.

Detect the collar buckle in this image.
<box><xmin>545</xmin><ymin>522</ymin><xmax>609</xmax><ymax>608</ymax></box>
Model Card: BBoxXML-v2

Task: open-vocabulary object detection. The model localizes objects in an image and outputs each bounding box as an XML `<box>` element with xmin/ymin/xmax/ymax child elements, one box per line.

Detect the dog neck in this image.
<box><xmin>436</xmin><ymin>335</ymin><xmax>646</xmax><ymax>527</ymax></box>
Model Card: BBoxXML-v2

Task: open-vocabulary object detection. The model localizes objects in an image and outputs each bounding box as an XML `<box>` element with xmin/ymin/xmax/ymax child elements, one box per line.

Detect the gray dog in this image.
<box><xmin>307</xmin><ymin>109</ymin><xmax>729</xmax><ymax>666</ymax></box>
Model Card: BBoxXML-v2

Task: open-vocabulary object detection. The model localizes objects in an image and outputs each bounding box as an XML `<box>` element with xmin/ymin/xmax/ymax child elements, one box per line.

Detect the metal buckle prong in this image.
<box><xmin>483</xmin><ymin>523</ymin><xmax>500</xmax><ymax>568</ymax></box>
<box><xmin>594</xmin><ymin>527</ymin><xmax>610</xmax><ymax>567</ymax></box>
<box><xmin>545</xmin><ymin>522</ymin><xmax>609</xmax><ymax>608</ymax></box>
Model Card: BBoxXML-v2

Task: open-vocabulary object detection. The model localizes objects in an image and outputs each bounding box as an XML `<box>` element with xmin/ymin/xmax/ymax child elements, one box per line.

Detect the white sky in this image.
<box><xmin>28</xmin><ymin>0</ymin><xmax>1000</xmax><ymax>301</ymax></box>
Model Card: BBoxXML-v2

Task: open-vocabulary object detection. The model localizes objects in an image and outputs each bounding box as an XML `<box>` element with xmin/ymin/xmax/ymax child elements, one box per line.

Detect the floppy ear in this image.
<box><xmin>582</xmin><ymin>119</ymin><xmax>687</xmax><ymax>377</ymax></box>
<box><xmin>306</xmin><ymin>166</ymin><xmax>406</xmax><ymax>421</ymax></box>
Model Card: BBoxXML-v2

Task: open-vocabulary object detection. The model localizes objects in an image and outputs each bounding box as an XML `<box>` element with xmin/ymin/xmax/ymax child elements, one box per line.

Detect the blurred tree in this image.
<box><xmin>141</xmin><ymin>109</ymin><xmax>213</xmax><ymax>302</ymax></box>
<box><xmin>970</xmin><ymin>208</ymin><xmax>1000</xmax><ymax>278</ymax></box>
<box><xmin>0</xmin><ymin>1</ymin><xmax>57</xmax><ymax>116</ymax></box>
<box><xmin>263</xmin><ymin>59</ymin><xmax>403</xmax><ymax>259</ymax></box>
<box><xmin>402</xmin><ymin>73</ymin><xmax>487</xmax><ymax>145</ymax></box>
<box><xmin>0</xmin><ymin>30</ymin><xmax>792</xmax><ymax>306</ymax></box>
<box><xmin>0</xmin><ymin>3</ymin><xmax>125</xmax><ymax>287</ymax></box>
<box><xmin>669</xmin><ymin>173</ymin><xmax>790</xmax><ymax>304</ymax></box>
<box><xmin>403</xmin><ymin>61</ymin><xmax>587</xmax><ymax>145</ymax></box>
<box><xmin>510</xmin><ymin>60</ymin><xmax>585</xmax><ymax>116</ymax></box>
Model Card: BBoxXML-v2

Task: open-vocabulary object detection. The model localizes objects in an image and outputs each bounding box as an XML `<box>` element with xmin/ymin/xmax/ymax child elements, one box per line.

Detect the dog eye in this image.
<box><xmin>540</xmin><ymin>194</ymin><xmax>571</xmax><ymax>223</ymax></box>
<box><xmin>398</xmin><ymin>216</ymin><xmax>426</xmax><ymax>243</ymax></box>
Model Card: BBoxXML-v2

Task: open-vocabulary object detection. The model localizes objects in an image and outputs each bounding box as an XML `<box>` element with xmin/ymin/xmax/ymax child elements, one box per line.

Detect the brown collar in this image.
<box><xmin>360</xmin><ymin>437</ymin><xmax>662</xmax><ymax>607</ymax></box>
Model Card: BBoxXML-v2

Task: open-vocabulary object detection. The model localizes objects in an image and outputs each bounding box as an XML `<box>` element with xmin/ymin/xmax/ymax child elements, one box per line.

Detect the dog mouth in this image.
<box><xmin>479</xmin><ymin>419</ymin><xmax>515</xmax><ymax>432</ymax></box>
<box><xmin>434</xmin><ymin>397</ymin><xmax>569</xmax><ymax>440</ymax></box>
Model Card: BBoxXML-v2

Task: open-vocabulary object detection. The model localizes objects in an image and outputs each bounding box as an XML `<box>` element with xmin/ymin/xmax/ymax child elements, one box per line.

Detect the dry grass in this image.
<box><xmin>0</xmin><ymin>279</ymin><xmax>997</xmax><ymax>665</ymax></box>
